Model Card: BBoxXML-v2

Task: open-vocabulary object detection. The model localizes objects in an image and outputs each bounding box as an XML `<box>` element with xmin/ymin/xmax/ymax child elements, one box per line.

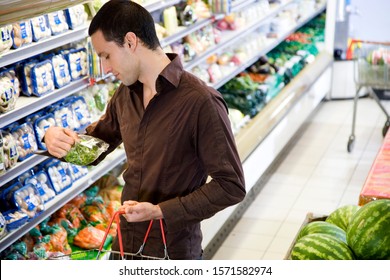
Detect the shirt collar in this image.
<box><xmin>128</xmin><ymin>53</ymin><xmax>183</xmax><ymax>95</ymax></box>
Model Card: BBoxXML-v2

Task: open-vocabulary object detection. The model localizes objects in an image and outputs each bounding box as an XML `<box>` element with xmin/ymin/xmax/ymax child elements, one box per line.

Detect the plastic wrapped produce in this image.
<box><xmin>70</xmin><ymin>96</ymin><xmax>92</xmax><ymax>132</ymax></box>
<box><xmin>45</xmin><ymin>160</ymin><xmax>73</xmax><ymax>194</ymax></box>
<box><xmin>0</xmin><ymin>69</ymin><xmax>20</xmax><ymax>113</ymax></box>
<box><xmin>2</xmin><ymin>210</ymin><xmax>28</xmax><ymax>232</ymax></box>
<box><xmin>13</xmin><ymin>184</ymin><xmax>44</xmax><ymax>219</ymax></box>
<box><xmin>50</xmin><ymin>103</ymin><xmax>76</xmax><ymax>130</ymax></box>
<box><xmin>47</xmin><ymin>11</ymin><xmax>69</xmax><ymax>35</ymax></box>
<box><xmin>11</xmin><ymin>123</ymin><xmax>38</xmax><ymax>161</ymax></box>
<box><xmin>68</xmin><ymin>163</ymin><xmax>89</xmax><ymax>182</ymax></box>
<box><xmin>50</xmin><ymin>54</ymin><xmax>71</xmax><ymax>88</ymax></box>
<box><xmin>12</xmin><ymin>20</ymin><xmax>33</xmax><ymax>49</ymax></box>
<box><xmin>25</xmin><ymin>171</ymin><xmax>56</xmax><ymax>204</ymax></box>
<box><xmin>63</xmin><ymin>48</ymin><xmax>88</xmax><ymax>81</ymax></box>
<box><xmin>18</xmin><ymin>60</ymin><xmax>38</xmax><ymax>96</ymax></box>
<box><xmin>0</xmin><ymin>211</ymin><xmax>7</xmax><ymax>239</ymax></box>
<box><xmin>0</xmin><ymin>25</ymin><xmax>13</xmax><ymax>55</ymax></box>
<box><xmin>30</xmin><ymin>15</ymin><xmax>51</xmax><ymax>42</ymax></box>
<box><xmin>64</xmin><ymin>134</ymin><xmax>109</xmax><ymax>166</ymax></box>
<box><xmin>1</xmin><ymin>130</ymin><xmax>19</xmax><ymax>170</ymax></box>
<box><xmin>30</xmin><ymin>60</ymin><xmax>55</xmax><ymax>96</ymax></box>
<box><xmin>33</xmin><ymin>113</ymin><xmax>56</xmax><ymax>150</ymax></box>
<box><xmin>64</xmin><ymin>4</ymin><xmax>88</xmax><ymax>29</ymax></box>
<box><xmin>0</xmin><ymin>131</ymin><xmax>5</xmax><ymax>175</ymax></box>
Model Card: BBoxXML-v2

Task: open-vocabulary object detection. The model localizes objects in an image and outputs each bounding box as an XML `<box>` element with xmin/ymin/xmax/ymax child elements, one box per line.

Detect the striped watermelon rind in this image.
<box><xmin>325</xmin><ymin>204</ymin><xmax>360</xmax><ymax>231</ymax></box>
<box><xmin>297</xmin><ymin>221</ymin><xmax>347</xmax><ymax>243</ymax></box>
<box><xmin>291</xmin><ymin>233</ymin><xmax>355</xmax><ymax>260</ymax></box>
<box><xmin>346</xmin><ymin>199</ymin><xmax>390</xmax><ymax>260</ymax></box>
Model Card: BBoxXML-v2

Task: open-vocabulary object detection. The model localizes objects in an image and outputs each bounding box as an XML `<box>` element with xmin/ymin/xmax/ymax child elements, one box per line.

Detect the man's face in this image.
<box><xmin>91</xmin><ymin>30</ymin><xmax>137</xmax><ymax>86</ymax></box>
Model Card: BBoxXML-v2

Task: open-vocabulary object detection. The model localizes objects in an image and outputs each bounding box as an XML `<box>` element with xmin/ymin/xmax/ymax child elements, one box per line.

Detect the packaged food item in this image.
<box><xmin>50</xmin><ymin>54</ymin><xmax>71</xmax><ymax>88</ymax></box>
<box><xmin>47</xmin><ymin>11</ymin><xmax>69</xmax><ymax>35</ymax></box>
<box><xmin>0</xmin><ymin>211</ymin><xmax>7</xmax><ymax>239</ymax></box>
<box><xmin>13</xmin><ymin>184</ymin><xmax>44</xmax><ymax>219</ymax></box>
<box><xmin>10</xmin><ymin>122</ymin><xmax>38</xmax><ymax>161</ymax></box>
<box><xmin>25</xmin><ymin>171</ymin><xmax>56</xmax><ymax>204</ymax></box>
<box><xmin>68</xmin><ymin>163</ymin><xmax>89</xmax><ymax>182</ymax></box>
<box><xmin>1</xmin><ymin>130</ymin><xmax>19</xmax><ymax>170</ymax></box>
<box><xmin>69</xmin><ymin>96</ymin><xmax>92</xmax><ymax>132</ymax></box>
<box><xmin>0</xmin><ymin>25</ymin><xmax>13</xmax><ymax>55</ymax></box>
<box><xmin>64</xmin><ymin>4</ymin><xmax>88</xmax><ymax>29</ymax></box>
<box><xmin>0</xmin><ymin>69</ymin><xmax>20</xmax><ymax>113</ymax></box>
<box><xmin>30</xmin><ymin>60</ymin><xmax>55</xmax><ymax>96</ymax></box>
<box><xmin>30</xmin><ymin>15</ymin><xmax>51</xmax><ymax>42</ymax></box>
<box><xmin>0</xmin><ymin>131</ymin><xmax>5</xmax><ymax>175</ymax></box>
<box><xmin>0</xmin><ymin>181</ymin><xmax>23</xmax><ymax>211</ymax></box>
<box><xmin>33</xmin><ymin>113</ymin><xmax>56</xmax><ymax>150</ymax></box>
<box><xmin>18</xmin><ymin>60</ymin><xmax>38</xmax><ymax>96</ymax></box>
<box><xmin>49</xmin><ymin>103</ymin><xmax>76</xmax><ymax>130</ymax></box>
<box><xmin>2</xmin><ymin>210</ymin><xmax>29</xmax><ymax>231</ymax></box>
<box><xmin>63</xmin><ymin>48</ymin><xmax>88</xmax><ymax>81</ymax></box>
<box><xmin>64</xmin><ymin>134</ymin><xmax>109</xmax><ymax>166</ymax></box>
<box><xmin>45</xmin><ymin>160</ymin><xmax>73</xmax><ymax>194</ymax></box>
<box><xmin>11</xmin><ymin>21</ymin><xmax>33</xmax><ymax>49</ymax></box>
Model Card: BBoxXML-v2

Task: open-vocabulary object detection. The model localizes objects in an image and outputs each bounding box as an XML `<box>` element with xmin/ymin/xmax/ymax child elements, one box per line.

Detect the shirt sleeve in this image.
<box><xmin>159</xmin><ymin>89</ymin><xmax>246</xmax><ymax>232</ymax></box>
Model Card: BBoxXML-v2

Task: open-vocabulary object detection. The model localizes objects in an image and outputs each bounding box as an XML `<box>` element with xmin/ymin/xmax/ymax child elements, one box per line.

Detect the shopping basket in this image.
<box><xmin>347</xmin><ymin>40</ymin><xmax>390</xmax><ymax>152</ymax></box>
<box><xmin>51</xmin><ymin>211</ymin><xmax>170</xmax><ymax>260</ymax></box>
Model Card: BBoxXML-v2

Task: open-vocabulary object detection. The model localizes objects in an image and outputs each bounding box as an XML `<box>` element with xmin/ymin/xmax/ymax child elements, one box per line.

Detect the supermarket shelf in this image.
<box><xmin>0</xmin><ymin>155</ymin><xmax>47</xmax><ymax>187</ymax></box>
<box><xmin>235</xmin><ymin>51</ymin><xmax>333</xmax><ymax>162</ymax></box>
<box><xmin>144</xmin><ymin>0</ymin><xmax>182</xmax><ymax>13</ymax></box>
<box><xmin>0</xmin><ymin>25</ymin><xmax>89</xmax><ymax>68</ymax></box>
<box><xmin>183</xmin><ymin>0</ymin><xmax>294</xmax><ymax>71</ymax></box>
<box><xmin>211</xmin><ymin>2</ymin><xmax>327</xmax><ymax>89</ymax></box>
<box><xmin>160</xmin><ymin>17</ymin><xmax>220</xmax><ymax>48</ymax></box>
<box><xmin>0</xmin><ymin>148</ymin><xmax>127</xmax><ymax>253</ymax></box>
<box><xmin>231</xmin><ymin>0</ymin><xmax>259</xmax><ymax>13</ymax></box>
<box><xmin>0</xmin><ymin>77</ymin><xmax>89</xmax><ymax>128</ymax></box>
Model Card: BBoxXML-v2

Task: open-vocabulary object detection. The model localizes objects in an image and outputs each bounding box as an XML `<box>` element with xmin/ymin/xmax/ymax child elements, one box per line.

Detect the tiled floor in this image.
<box><xmin>212</xmin><ymin>64</ymin><xmax>390</xmax><ymax>260</ymax></box>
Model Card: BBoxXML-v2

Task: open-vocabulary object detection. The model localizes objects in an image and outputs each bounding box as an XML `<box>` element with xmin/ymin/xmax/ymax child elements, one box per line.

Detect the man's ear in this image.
<box><xmin>124</xmin><ymin>32</ymin><xmax>137</xmax><ymax>49</ymax></box>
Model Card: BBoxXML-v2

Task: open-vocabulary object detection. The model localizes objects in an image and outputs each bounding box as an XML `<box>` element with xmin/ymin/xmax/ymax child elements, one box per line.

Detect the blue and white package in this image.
<box><xmin>45</xmin><ymin>160</ymin><xmax>73</xmax><ymax>194</ymax></box>
<box><xmin>30</xmin><ymin>60</ymin><xmax>55</xmax><ymax>96</ymax></box>
<box><xmin>0</xmin><ymin>69</ymin><xmax>16</xmax><ymax>113</ymax></box>
<box><xmin>64</xmin><ymin>48</ymin><xmax>88</xmax><ymax>81</ymax></box>
<box><xmin>51</xmin><ymin>54</ymin><xmax>71</xmax><ymax>88</ymax></box>
<box><xmin>0</xmin><ymin>25</ymin><xmax>13</xmax><ymax>55</ymax></box>
<box><xmin>68</xmin><ymin>163</ymin><xmax>88</xmax><ymax>182</ymax></box>
<box><xmin>10</xmin><ymin>122</ymin><xmax>38</xmax><ymax>161</ymax></box>
<box><xmin>70</xmin><ymin>96</ymin><xmax>91</xmax><ymax>132</ymax></box>
<box><xmin>33</xmin><ymin>113</ymin><xmax>56</xmax><ymax>150</ymax></box>
<box><xmin>50</xmin><ymin>103</ymin><xmax>76</xmax><ymax>131</ymax></box>
<box><xmin>30</xmin><ymin>15</ymin><xmax>51</xmax><ymax>42</ymax></box>
<box><xmin>13</xmin><ymin>183</ymin><xmax>44</xmax><ymax>219</ymax></box>
<box><xmin>1</xmin><ymin>130</ymin><xmax>19</xmax><ymax>170</ymax></box>
<box><xmin>47</xmin><ymin>11</ymin><xmax>69</xmax><ymax>35</ymax></box>
<box><xmin>25</xmin><ymin>171</ymin><xmax>56</xmax><ymax>204</ymax></box>
<box><xmin>64</xmin><ymin>4</ymin><xmax>88</xmax><ymax>29</ymax></box>
<box><xmin>11</xmin><ymin>21</ymin><xmax>33</xmax><ymax>49</ymax></box>
<box><xmin>18</xmin><ymin>60</ymin><xmax>38</xmax><ymax>96</ymax></box>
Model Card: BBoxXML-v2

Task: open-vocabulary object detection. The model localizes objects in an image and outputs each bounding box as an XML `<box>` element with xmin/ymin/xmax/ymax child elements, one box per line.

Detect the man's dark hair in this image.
<box><xmin>89</xmin><ymin>0</ymin><xmax>161</xmax><ymax>50</ymax></box>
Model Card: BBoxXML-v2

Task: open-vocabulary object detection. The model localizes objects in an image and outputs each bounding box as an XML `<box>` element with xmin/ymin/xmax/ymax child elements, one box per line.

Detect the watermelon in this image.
<box><xmin>325</xmin><ymin>204</ymin><xmax>360</xmax><ymax>231</ymax></box>
<box><xmin>346</xmin><ymin>199</ymin><xmax>390</xmax><ymax>259</ymax></box>
<box><xmin>297</xmin><ymin>221</ymin><xmax>347</xmax><ymax>243</ymax></box>
<box><xmin>291</xmin><ymin>233</ymin><xmax>355</xmax><ymax>260</ymax></box>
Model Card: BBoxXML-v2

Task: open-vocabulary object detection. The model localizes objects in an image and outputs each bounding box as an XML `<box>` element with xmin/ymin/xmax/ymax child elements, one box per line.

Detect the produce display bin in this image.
<box><xmin>284</xmin><ymin>212</ymin><xmax>327</xmax><ymax>260</ymax></box>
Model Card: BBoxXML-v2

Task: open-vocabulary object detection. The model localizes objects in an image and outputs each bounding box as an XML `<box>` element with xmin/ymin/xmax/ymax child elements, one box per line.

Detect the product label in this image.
<box><xmin>76</xmin><ymin>57</ymin><xmax>82</xmax><ymax>72</ymax></box>
<box><xmin>42</xmin><ymin>71</ymin><xmax>48</xmax><ymax>87</ymax></box>
<box><xmin>59</xmin><ymin>64</ymin><xmax>66</xmax><ymax>78</ymax></box>
<box><xmin>4</xmin><ymin>87</ymin><xmax>13</xmax><ymax>102</ymax></box>
<box><xmin>38</xmin><ymin>16</ymin><xmax>46</xmax><ymax>32</ymax></box>
<box><xmin>9</xmin><ymin>145</ymin><xmax>17</xmax><ymax>159</ymax></box>
<box><xmin>58</xmin><ymin>168</ymin><xmax>67</xmax><ymax>183</ymax></box>
<box><xmin>1</xmin><ymin>28</ymin><xmax>10</xmax><ymax>42</ymax></box>
<box><xmin>54</xmin><ymin>13</ymin><xmax>61</xmax><ymax>25</ymax></box>
<box><xmin>20</xmin><ymin>22</ymin><xmax>28</xmax><ymax>39</ymax></box>
<box><xmin>22</xmin><ymin>134</ymin><xmax>32</xmax><ymax>150</ymax></box>
<box><xmin>61</xmin><ymin>114</ymin><xmax>69</xmax><ymax>128</ymax></box>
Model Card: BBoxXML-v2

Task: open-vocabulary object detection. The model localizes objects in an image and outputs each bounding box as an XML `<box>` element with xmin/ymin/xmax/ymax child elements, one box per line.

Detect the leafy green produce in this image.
<box><xmin>64</xmin><ymin>135</ymin><xmax>109</xmax><ymax>166</ymax></box>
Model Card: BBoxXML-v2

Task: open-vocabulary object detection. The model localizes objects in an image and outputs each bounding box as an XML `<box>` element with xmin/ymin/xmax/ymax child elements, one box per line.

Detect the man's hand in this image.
<box><xmin>44</xmin><ymin>126</ymin><xmax>79</xmax><ymax>158</ymax></box>
<box><xmin>119</xmin><ymin>200</ymin><xmax>163</xmax><ymax>222</ymax></box>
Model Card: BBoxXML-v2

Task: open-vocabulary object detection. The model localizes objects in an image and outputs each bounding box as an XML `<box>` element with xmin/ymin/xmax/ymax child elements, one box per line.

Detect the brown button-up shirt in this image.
<box><xmin>87</xmin><ymin>53</ymin><xmax>245</xmax><ymax>259</ymax></box>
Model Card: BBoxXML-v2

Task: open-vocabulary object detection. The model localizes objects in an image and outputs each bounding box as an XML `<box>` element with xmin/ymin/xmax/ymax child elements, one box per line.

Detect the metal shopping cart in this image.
<box><xmin>50</xmin><ymin>211</ymin><xmax>170</xmax><ymax>260</ymax></box>
<box><xmin>347</xmin><ymin>40</ymin><xmax>390</xmax><ymax>152</ymax></box>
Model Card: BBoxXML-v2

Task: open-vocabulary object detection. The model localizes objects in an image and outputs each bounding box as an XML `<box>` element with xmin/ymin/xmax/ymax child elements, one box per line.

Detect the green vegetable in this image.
<box><xmin>64</xmin><ymin>135</ymin><xmax>108</xmax><ymax>166</ymax></box>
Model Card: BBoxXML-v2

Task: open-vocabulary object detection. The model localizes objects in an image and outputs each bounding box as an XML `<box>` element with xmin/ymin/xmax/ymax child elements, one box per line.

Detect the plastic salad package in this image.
<box><xmin>64</xmin><ymin>135</ymin><xmax>109</xmax><ymax>166</ymax></box>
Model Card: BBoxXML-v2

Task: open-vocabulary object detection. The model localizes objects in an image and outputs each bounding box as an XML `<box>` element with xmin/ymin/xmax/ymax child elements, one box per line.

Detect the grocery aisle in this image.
<box><xmin>212</xmin><ymin>69</ymin><xmax>390</xmax><ymax>259</ymax></box>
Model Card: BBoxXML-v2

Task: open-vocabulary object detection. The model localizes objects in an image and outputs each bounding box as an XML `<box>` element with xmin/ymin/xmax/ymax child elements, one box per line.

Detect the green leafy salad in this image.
<box><xmin>64</xmin><ymin>135</ymin><xmax>109</xmax><ymax>166</ymax></box>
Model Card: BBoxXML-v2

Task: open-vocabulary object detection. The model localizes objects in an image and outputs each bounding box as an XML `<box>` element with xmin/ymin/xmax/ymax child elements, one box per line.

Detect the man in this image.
<box><xmin>44</xmin><ymin>0</ymin><xmax>245</xmax><ymax>259</ymax></box>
